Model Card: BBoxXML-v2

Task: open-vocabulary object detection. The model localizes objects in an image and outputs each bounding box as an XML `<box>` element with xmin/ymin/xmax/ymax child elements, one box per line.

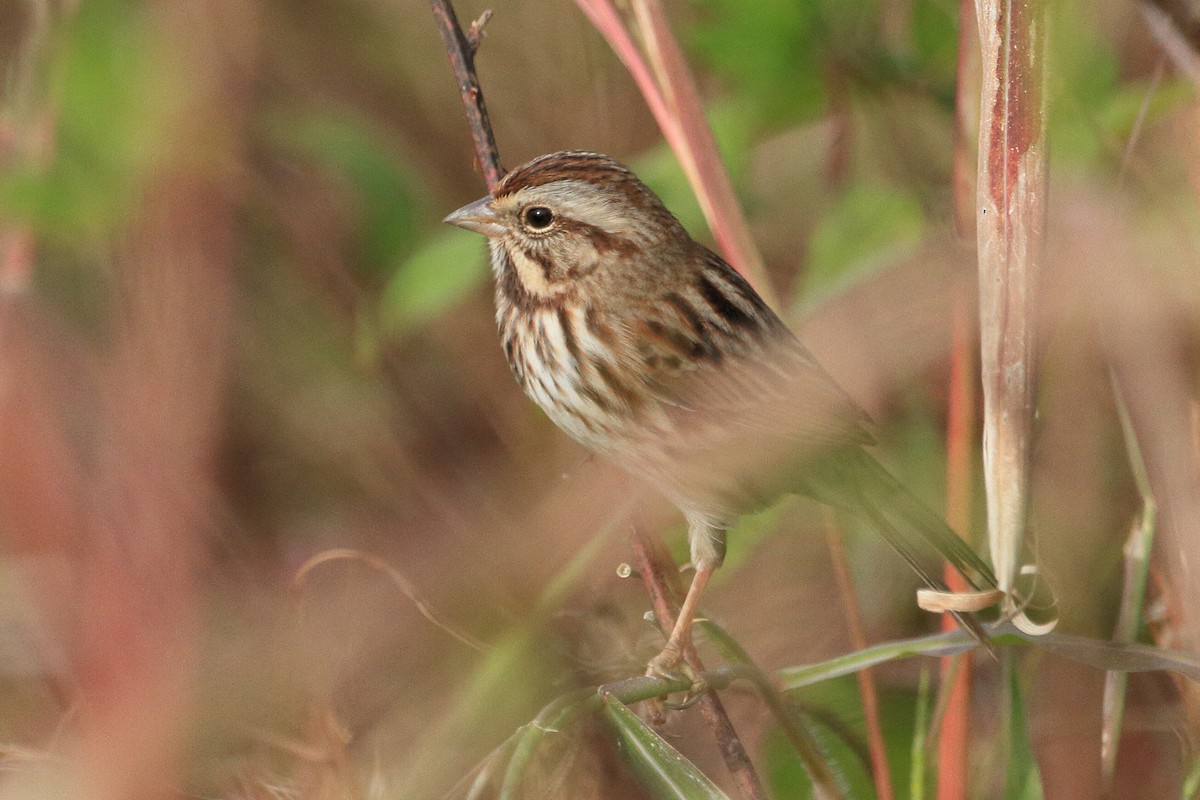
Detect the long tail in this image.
<box><xmin>805</xmin><ymin>450</ymin><xmax>998</xmax><ymax>640</ymax></box>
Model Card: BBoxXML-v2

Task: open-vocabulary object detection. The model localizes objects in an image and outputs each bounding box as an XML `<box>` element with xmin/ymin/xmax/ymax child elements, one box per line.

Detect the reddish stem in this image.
<box><xmin>938</xmin><ymin>281</ymin><xmax>976</xmax><ymax>800</ymax></box>
<box><xmin>938</xmin><ymin>6</ymin><xmax>980</xmax><ymax>787</ymax></box>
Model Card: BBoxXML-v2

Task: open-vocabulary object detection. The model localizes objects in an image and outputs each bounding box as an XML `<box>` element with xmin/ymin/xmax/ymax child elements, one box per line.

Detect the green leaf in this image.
<box><xmin>765</xmin><ymin>677</ymin><xmax>871</xmax><ymax>800</ymax></box>
<box><xmin>378</xmin><ymin>228</ymin><xmax>488</xmax><ymax>335</ymax></box>
<box><xmin>777</xmin><ymin>625</ymin><xmax>1200</xmax><ymax>693</ymax></box>
<box><xmin>910</xmin><ymin>665</ymin><xmax>933</xmax><ymax>800</ymax></box>
<box><xmin>911</xmin><ymin>0</ymin><xmax>959</xmax><ymax>75</ymax></box>
<box><xmin>602</xmin><ymin>696</ymin><xmax>731</xmax><ymax>800</ymax></box>
<box><xmin>765</xmin><ymin>722</ymin><xmax>858</xmax><ymax>800</ymax></box>
<box><xmin>1182</xmin><ymin>757</ymin><xmax>1200</xmax><ymax>800</ymax></box>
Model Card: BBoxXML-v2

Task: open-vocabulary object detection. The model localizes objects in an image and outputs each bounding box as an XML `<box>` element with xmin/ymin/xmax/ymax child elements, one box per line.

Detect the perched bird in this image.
<box><xmin>445</xmin><ymin>151</ymin><xmax>995</xmax><ymax>675</ymax></box>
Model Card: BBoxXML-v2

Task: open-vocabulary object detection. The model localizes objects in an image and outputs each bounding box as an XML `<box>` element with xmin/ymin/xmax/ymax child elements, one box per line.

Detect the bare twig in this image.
<box><xmin>431</xmin><ymin>0</ymin><xmax>503</xmax><ymax>191</ymax></box>
<box><xmin>465</xmin><ymin>9</ymin><xmax>491</xmax><ymax>54</ymax></box>
<box><xmin>698</xmin><ymin>618</ymin><xmax>846</xmax><ymax>798</ymax></box>
<box><xmin>627</xmin><ymin>524</ymin><xmax>767</xmax><ymax>800</ymax></box>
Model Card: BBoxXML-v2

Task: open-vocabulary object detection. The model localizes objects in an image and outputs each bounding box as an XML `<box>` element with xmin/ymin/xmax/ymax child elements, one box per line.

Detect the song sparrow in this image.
<box><xmin>446</xmin><ymin>151</ymin><xmax>995</xmax><ymax>675</ymax></box>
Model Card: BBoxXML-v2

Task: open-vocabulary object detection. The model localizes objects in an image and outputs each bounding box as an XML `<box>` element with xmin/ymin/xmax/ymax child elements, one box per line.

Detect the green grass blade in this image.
<box><xmin>1002</xmin><ymin>657</ymin><xmax>1043</xmax><ymax>800</ymax></box>
<box><xmin>602</xmin><ymin>695</ymin><xmax>732</xmax><ymax>800</ymax></box>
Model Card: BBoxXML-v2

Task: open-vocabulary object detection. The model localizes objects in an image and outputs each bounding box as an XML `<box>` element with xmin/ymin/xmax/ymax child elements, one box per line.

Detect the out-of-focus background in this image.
<box><xmin>0</xmin><ymin>0</ymin><xmax>1197</xmax><ymax>798</ymax></box>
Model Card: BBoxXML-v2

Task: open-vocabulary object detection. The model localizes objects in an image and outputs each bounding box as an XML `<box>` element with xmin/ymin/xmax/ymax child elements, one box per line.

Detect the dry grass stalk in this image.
<box><xmin>972</xmin><ymin>0</ymin><xmax>1050</xmax><ymax>629</ymax></box>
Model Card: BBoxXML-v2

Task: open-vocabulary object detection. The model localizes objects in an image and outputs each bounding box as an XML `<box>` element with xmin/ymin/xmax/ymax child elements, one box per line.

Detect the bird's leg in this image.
<box><xmin>646</xmin><ymin>562</ymin><xmax>714</xmax><ymax>680</ymax></box>
<box><xmin>645</xmin><ymin>518</ymin><xmax>725</xmax><ymax>691</ymax></box>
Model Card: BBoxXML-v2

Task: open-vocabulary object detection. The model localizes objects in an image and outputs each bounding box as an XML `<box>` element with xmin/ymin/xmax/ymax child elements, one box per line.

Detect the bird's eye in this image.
<box><xmin>523</xmin><ymin>206</ymin><xmax>554</xmax><ymax>230</ymax></box>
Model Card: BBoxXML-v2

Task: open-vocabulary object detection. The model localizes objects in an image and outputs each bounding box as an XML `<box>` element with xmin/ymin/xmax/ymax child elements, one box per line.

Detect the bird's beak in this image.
<box><xmin>443</xmin><ymin>195</ymin><xmax>505</xmax><ymax>237</ymax></box>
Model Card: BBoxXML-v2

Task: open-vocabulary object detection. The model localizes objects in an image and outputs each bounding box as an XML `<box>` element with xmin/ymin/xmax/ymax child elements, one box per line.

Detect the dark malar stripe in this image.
<box><xmin>496</xmin><ymin>250</ymin><xmax>577</xmax><ymax>312</ymax></box>
<box><xmin>522</xmin><ymin>246</ymin><xmax>556</xmax><ymax>280</ymax></box>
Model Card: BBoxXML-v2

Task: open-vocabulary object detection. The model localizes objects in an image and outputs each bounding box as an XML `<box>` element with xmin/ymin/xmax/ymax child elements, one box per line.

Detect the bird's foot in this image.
<box><xmin>644</xmin><ymin>639</ymin><xmax>707</xmax><ymax>717</ymax></box>
<box><xmin>645</xmin><ymin>639</ymin><xmax>687</xmax><ymax>682</ymax></box>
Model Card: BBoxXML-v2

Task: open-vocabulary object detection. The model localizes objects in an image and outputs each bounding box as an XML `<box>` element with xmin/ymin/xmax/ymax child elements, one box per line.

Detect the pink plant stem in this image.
<box><xmin>938</xmin><ymin>281</ymin><xmax>976</xmax><ymax>800</ymax></box>
<box><xmin>574</xmin><ymin>0</ymin><xmax>777</xmax><ymax>304</ymax></box>
<box><xmin>938</xmin><ymin>2</ymin><xmax>980</xmax><ymax>797</ymax></box>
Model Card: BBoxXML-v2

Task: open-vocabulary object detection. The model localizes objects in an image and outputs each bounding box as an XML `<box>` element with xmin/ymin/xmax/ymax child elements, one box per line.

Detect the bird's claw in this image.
<box><xmin>663</xmin><ymin>686</ymin><xmax>706</xmax><ymax>710</ymax></box>
<box><xmin>643</xmin><ymin>640</ymin><xmax>707</xmax><ymax>718</ymax></box>
<box><xmin>645</xmin><ymin>640</ymin><xmax>686</xmax><ymax>682</ymax></box>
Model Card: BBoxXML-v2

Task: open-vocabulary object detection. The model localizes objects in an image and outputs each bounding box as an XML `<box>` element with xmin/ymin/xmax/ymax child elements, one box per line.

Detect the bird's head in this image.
<box><xmin>444</xmin><ymin>151</ymin><xmax>688</xmax><ymax>300</ymax></box>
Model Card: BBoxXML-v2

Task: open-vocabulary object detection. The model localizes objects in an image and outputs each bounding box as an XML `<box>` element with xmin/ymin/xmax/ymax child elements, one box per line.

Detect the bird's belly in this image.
<box><xmin>520</xmin><ymin>363</ymin><xmax>762</xmax><ymax>518</ymax></box>
<box><xmin>500</xmin><ymin>308</ymin><xmax>805</xmax><ymax>521</ymax></box>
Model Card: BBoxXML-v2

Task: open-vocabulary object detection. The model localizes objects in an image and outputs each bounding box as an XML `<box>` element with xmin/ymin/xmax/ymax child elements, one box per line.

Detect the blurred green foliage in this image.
<box><xmin>689</xmin><ymin>0</ymin><xmax>832</xmax><ymax>128</ymax></box>
<box><xmin>3</xmin><ymin>0</ymin><xmax>184</xmax><ymax>243</ymax></box>
<box><xmin>800</xmin><ymin>184</ymin><xmax>926</xmax><ymax>308</ymax></box>
<box><xmin>768</xmin><ymin>678</ymin><xmax>925</xmax><ymax>800</ymax></box>
<box><xmin>280</xmin><ymin>113</ymin><xmax>427</xmax><ymax>279</ymax></box>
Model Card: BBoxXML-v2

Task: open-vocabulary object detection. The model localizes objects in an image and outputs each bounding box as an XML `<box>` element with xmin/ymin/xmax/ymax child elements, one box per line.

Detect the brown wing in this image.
<box><xmin>615</xmin><ymin>247</ymin><xmax>872</xmax><ymax>516</ymax></box>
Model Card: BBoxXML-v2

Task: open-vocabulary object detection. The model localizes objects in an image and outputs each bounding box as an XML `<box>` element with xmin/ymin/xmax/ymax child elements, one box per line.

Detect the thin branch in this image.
<box><xmin>699</xmin><ymin>618</ymin><xmax>847</xmax><ymax>798</ymax></box>
<box><xmin>465</xmin><ymin>8</ymin><xmax>492</xmax><ymax>54</ymax></box>
<box><xmin>627</xmin><ymin>524</ymin><xmax>767</xmax><ymax>800</ymax></box>
<box><xmin>431</xmin><ymin>0</ymin><xmax>503</xmax><ymax>191</ymax></box>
